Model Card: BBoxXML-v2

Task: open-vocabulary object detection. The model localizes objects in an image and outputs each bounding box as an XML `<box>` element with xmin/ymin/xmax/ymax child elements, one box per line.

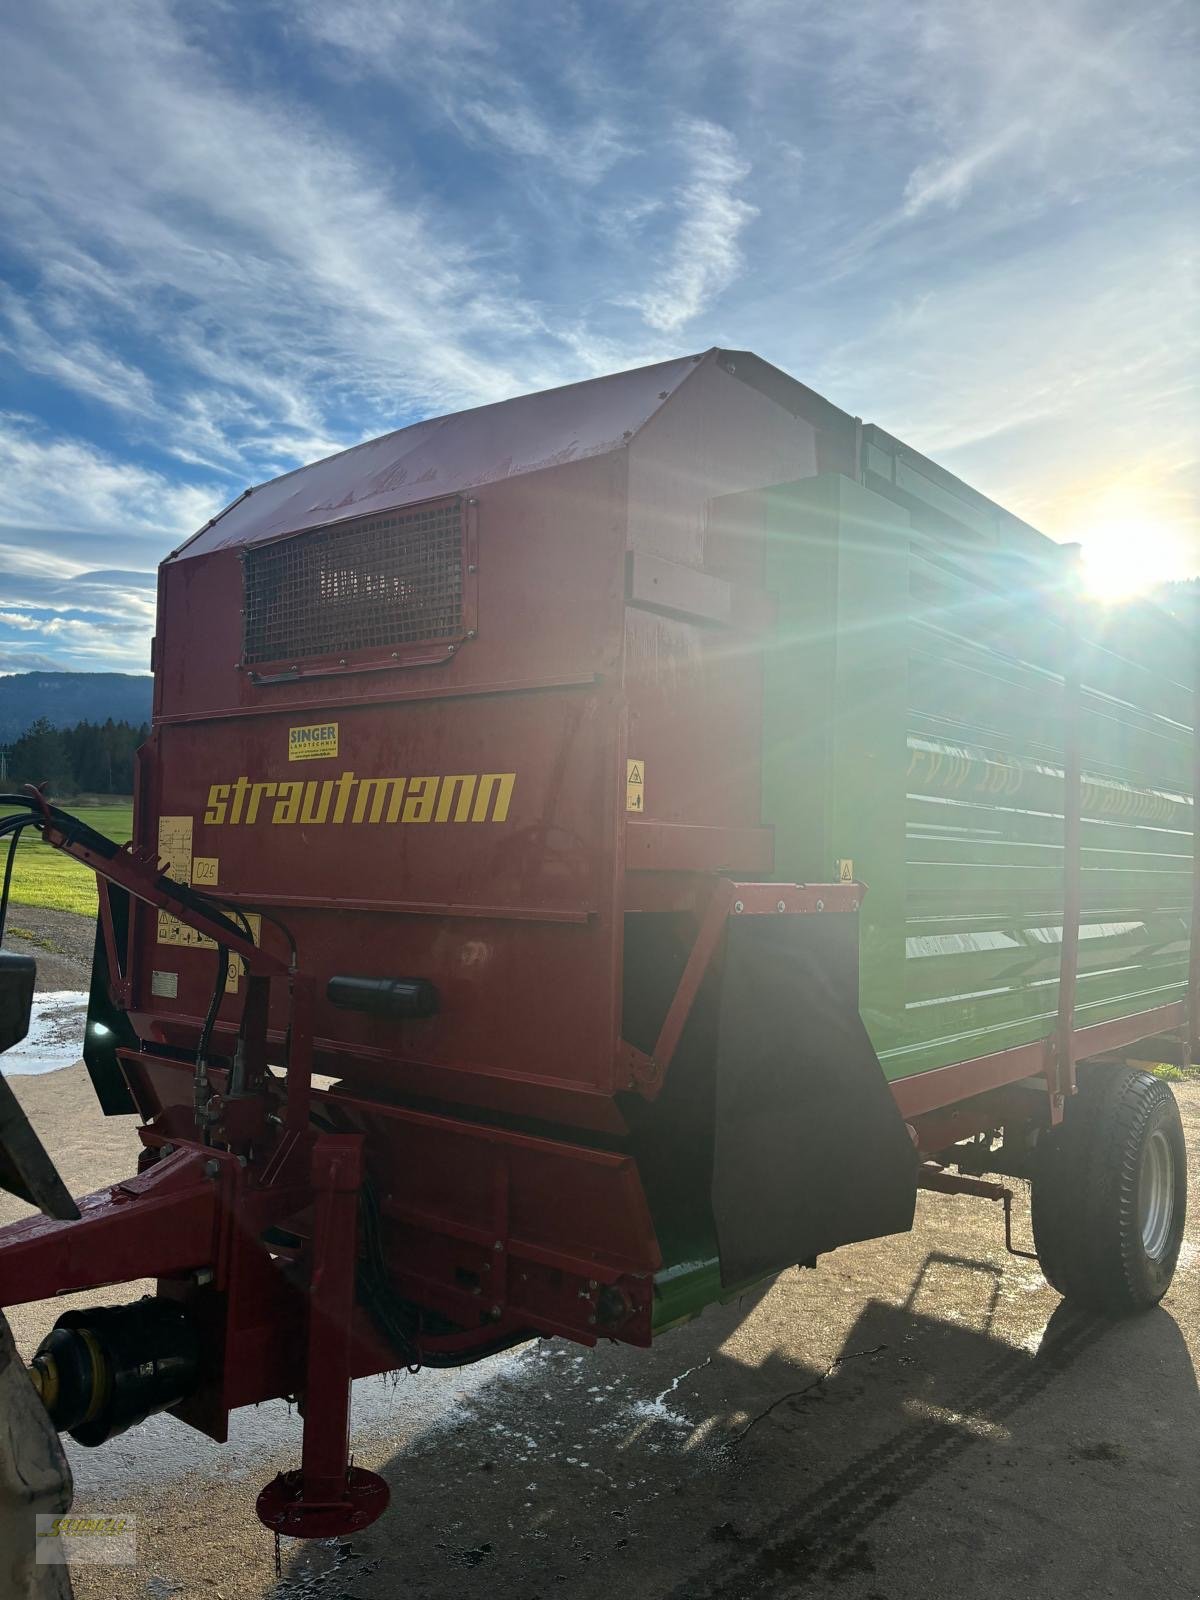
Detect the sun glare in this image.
<box><xmin>1074</xmin><ymin>489</ymin><xmax>1187</xmax><ymax>603</ymax></box>
<box><xmin>1081</xmin><ymin>533</ymin><xmax>1165</xmax><ymax>602</ymax></box>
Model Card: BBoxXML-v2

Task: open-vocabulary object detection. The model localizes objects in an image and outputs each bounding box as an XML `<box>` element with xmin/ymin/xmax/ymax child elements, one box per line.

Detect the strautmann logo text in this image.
<box><xmin>203</xmin><ymin>772</ymin><xmax>516</xmax><ymax>826</ymax></box>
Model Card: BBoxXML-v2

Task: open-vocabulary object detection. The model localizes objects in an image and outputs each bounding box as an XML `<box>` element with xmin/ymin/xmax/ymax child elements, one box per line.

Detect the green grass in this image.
<box><xmin>1151</xmin><ymin>1061</ymin><xmax>1200</xmax><ymax>1084</ymax></box>
<box><xmin>5</xmin><ymin>802</ymin><xmax>134</xmax><ymax>917</ymax></box>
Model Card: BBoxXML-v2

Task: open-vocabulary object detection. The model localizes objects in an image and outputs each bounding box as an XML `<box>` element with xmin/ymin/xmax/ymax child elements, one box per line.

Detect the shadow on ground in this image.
<box><xmin>272</xmin><ymin>1246</ymin><xmax>1200</xmax><ymax>1600</ymax></box>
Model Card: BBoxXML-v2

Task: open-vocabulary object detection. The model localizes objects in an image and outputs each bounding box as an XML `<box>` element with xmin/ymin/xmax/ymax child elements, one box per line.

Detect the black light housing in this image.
<box><xmin>326</xmin><ymin>975</ymin><xmax>438</xmax><ymax>1019</ymax></box>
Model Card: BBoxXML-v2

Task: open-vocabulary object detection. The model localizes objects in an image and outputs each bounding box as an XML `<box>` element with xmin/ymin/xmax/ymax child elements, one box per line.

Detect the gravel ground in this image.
<box><xmin>1</xmin><ymin>911</ymin><xmax>1196</xmax><ymax>1600</ymax></box>
<box><xmin>3</xmin><ymin>905</ymin><xmax>94</xmax><ymax>991</ymax></box>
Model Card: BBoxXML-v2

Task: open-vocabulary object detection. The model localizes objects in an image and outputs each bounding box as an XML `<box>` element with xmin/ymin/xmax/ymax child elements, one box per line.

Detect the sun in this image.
<box><xmin>1074</xmin><ymin>490</ymin><xmax>1187</xmax><ymax>603</ymax></box>
<box><xmin>1081</xmin><ymin>531</ymin><xmax>1167</xmax><ymax>602</ymax></box>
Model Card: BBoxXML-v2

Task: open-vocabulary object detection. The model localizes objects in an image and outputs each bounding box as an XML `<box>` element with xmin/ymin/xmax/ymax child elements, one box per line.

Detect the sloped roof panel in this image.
<box><xmin>172</xmin><ymin>352</ymin><xmax>706</xmax><ymax>560</ymax></box>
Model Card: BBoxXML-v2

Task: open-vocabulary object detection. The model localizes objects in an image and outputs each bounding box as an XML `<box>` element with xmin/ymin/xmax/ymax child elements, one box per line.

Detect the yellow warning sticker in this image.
<box><xmin>155</xmin><ymin>815</ymin><xmax>257</xmax><ymax>990</ymax></box>
<box><xmin>837</xmin><ymin>858</ymin><xmax>855</xmax><ymax>882</ymax></box>
<box><xmin>156</xmin><ymin>910</ymin><xmax>261</xmax><ymax>994</ymax></box>
<box><xmin>192</xmin><ymin>857</ymin><xmax>219</xmax><ymax>887</ymax></box>
<box><xmin>157</xmin><ymin>815</ymin><xmax>193</xmax><ymax>884</ymax></box>
<box><xmin>289</xmin><ymin>722</ymin><xmax>339</xmax><ymax>761</ymax></box>
<box><xmin>626</xmin><ymin>758</ymin><xmax>645</xmax><ymax>814</ymax></box>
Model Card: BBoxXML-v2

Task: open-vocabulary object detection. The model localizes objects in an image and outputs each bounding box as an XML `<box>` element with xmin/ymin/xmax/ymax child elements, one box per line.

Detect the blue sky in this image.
<box><xmin>1</xmin><ymin>0</ymin><xmax>1196</xmax><ymax>672</ymax></box>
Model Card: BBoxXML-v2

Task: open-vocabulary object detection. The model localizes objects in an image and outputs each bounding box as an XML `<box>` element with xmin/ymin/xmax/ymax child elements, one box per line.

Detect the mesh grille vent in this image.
<box><xmin>242</xmin><ymin>500</ymin><xmax>464</xmax><ymax>666</ymax></box>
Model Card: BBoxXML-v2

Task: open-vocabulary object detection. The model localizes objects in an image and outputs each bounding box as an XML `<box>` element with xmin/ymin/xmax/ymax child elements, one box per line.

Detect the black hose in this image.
<box><xmin>0</xmin><ymin>821</ymin><xmax>29</xmax><ymax>945</ymax></box>
<box><xmin>193</xmin><ymin>944</ymin><xmax>230</xmax><ymax>1142</ymax></box>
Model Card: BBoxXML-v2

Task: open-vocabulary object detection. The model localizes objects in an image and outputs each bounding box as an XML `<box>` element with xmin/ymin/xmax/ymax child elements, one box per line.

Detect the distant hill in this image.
<box><xmin>0</xmin><ymin>672</ymin><xmax>153</xmax><ymax>743</ymax></box>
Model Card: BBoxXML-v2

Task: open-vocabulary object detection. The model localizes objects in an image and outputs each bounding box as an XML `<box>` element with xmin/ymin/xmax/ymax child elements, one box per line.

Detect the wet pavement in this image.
<box><xmin>1</xmin><ymin>990</ymin><xmax>88</xmax><ymax>1076</ymax></box>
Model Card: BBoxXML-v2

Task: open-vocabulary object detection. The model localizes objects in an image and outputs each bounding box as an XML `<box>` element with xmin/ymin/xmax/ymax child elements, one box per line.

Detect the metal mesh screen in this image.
<box><xmin>242</xmin><ymin>501</ymin><xmax>463</xmax><ymax>665</ymax></box>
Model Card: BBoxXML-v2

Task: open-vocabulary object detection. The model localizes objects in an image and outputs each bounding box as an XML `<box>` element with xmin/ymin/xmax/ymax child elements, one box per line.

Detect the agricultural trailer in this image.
<box><xmin>0</xmin><ymin>349</ymin><xmax>1194</xmax><ymax>1545</ymax></box>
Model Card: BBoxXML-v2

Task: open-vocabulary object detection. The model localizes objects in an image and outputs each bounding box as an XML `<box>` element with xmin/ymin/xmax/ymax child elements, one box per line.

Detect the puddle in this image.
<box><xmin>1</xmin><ymin>990</ymin><xmax>88</xmax><ymax>1075</ymax></box>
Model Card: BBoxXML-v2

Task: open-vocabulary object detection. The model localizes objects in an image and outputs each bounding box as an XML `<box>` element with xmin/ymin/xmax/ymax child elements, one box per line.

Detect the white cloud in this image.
<box><xmin>0</xmin><ymin>416</ymin><xmax>224</xmax><ymax>543</ymax></box>
<box><xmin>626</xmin><ymin>121</ymin><xmax>757</xmax><ymax>333</ymax></box>
<box><xmin>0</xmin><ymin>0</ymin><xmax>583</xmax><ymax>485</ymax></box>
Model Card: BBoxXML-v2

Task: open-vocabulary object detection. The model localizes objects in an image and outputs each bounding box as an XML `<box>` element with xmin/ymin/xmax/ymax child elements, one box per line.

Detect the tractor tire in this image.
<box><xmin>1031</xmin><ymin>1063</ymin><xmax>1187</xmax><ymax>1314</ymax></box>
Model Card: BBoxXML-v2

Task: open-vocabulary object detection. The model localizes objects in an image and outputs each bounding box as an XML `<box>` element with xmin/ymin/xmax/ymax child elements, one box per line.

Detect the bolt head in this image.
<box><xmin>815</xmin><ymin>899</ymin><xmax>825</xmax><ymax>911</ymax></box>
<box><xmin>776</xmin><ymin>900</ymin><xmax>787</xmax><ymax>913</ymax></box>
<box><xmin>204</xmin><ymin>1158</ymin><xmax>221</xmax><ymax>1179</ymax></box>
<box><xmin>733</xmin><ymin>899</ymin><xmax>744</xmax><ymax>914</ymax></box>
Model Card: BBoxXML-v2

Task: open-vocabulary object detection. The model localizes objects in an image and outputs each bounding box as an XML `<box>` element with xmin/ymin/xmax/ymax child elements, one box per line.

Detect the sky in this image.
<box><xmin>0</xmin><ymin>0</ymin><xmax>1196</xmax><ymax>673</ymax></box>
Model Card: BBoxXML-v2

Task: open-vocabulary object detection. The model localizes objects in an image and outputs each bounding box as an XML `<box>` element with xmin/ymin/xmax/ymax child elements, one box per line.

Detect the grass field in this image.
<box><xmin>5</xmin><ymin>802</ymin><xmax>134</xmax><ymax>916</ymax></box>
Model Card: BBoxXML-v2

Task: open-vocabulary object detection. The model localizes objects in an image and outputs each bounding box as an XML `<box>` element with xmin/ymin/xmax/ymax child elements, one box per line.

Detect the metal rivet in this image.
<box><xmin>466</xmin><ymin>629</ymin><xmax>477</xmax><ymax>639</ymax></box>
<box><xmin>391</xmin><ymin>651</ymin><xmax>399</xmax><ymax>659</ymax></box>
<box><xmin>446</xmin><ymin>644</ymin><xmax>456</xmax><ymax>654</ymax></box>
<box><xmin>468</xmin><ymin>563</ymin><xmax>477</xmax><ymax>573</ymax></box>
<box><xmin>815</xmin><ymin>899</ymin><xmax>825</xmax><ymax>911</ymax></box>
<box><xmin>204</xmin><ymin>1159</ymin><xmax>221</xmax><ymax>1179</ymax></box>
<box><xmin>776</xmin><ymin>900</ymin><xmax>786</xmax><ymax>913</ymax></box>
<box><xmin>733</xmin><ymin>900</ymin><xmax>744</xmax><ymax>914</ymax></box>
<box><xmin>338</xmin><ymin>658</ymin><xmax>346</xmax><ymax>666</ymax></box>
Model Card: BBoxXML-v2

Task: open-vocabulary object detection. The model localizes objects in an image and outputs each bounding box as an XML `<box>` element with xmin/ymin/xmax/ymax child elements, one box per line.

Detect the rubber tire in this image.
<box><xmin>1031</xmin><ymin>1063</ymin><xmax>1187</xmax><ymax>1314</ymax></box>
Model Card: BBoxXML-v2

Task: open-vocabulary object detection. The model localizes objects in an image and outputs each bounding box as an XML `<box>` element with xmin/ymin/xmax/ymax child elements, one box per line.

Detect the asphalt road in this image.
<box><xmin>3</xmin><ymin>914</ymin><xmax>1197</xmax><ymax>1600</ymax></box>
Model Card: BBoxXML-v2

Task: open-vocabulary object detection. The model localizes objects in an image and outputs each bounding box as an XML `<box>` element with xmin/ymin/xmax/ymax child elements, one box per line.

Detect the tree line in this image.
<box><xmin>2</xmin><ymin>718</ymin><xmax>148</xmax><ymax>797</ymax></box>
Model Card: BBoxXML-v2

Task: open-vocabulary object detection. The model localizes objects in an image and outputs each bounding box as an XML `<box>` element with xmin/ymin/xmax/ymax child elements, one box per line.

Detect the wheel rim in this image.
<box><xmin>1139</xmin><ymin>1128</ymin><xmax>1175</xmax><ymax>1260</ymax></box>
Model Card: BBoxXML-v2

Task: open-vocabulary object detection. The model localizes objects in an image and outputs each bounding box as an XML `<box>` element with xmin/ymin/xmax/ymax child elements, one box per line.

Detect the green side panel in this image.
<box><xmin>761</xmin><ymin>474</ymin><xmax>910</xmax><ymax>1063</ymax></box>
<box><xmin>762</xmin><ymin>471</ymin><xmax>1195</xmax><ymax>1081</ymax></box>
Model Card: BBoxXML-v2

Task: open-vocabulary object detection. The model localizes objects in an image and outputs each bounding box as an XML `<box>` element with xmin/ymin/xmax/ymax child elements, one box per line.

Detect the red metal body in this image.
<box><xmin>0</xmin><ymin>350</ymin><xmax>1191</xmax><ymax>1537</ymax></box>
<box><xmin>0</xmin><ymin>798</ymin><xmax>855</xmax><ymax>1532</ymax></box>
